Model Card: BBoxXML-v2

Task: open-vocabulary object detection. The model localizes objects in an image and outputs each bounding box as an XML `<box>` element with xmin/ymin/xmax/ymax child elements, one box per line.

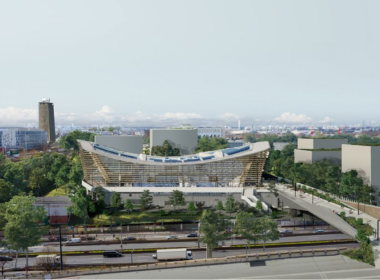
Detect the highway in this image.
<box><xmin>31</xmin><ymin>233</ymin><xmax>349</xmax><ymax>253</ymax></box>
<box><xmin>45</xmin><ymin>227</ymin><xmax>338</xmax><ymax>242</ymax></box>
<box><xmin>7</xmin><ymin>243</ymin><xmax>358</xmax><ymax>268</ymax></box>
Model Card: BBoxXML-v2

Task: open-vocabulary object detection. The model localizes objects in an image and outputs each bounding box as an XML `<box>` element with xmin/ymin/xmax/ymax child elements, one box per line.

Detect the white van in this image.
<box><xmin>65</xmin><ymin>238</ymin><xmax>81</xmax><ymax>244</ymax></box>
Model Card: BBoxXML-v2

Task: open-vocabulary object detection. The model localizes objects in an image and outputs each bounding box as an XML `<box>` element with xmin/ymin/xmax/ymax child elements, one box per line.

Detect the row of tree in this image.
<box><xmin>0</xmin><ymin>152</ymin><xmax>83</xmax><ymax>228</ymax></box>
<box><xmin>199</xmin><ymin>210</ymin><xmax>279</xmax><ymax>258</ymax></box>
<box><xmin>244</xmin><ymin>133</ymin><xmax>298</xmax><ymax>147</ymax></box>
<box><xmin>59</xmin><ymin>130</ymin><xmax>95</xmax><ymax>153</ymax></box>
<box><xmin>263</xmin><ymin>137</ymin><xmax>377</xmax><ymax>205</ymax></box>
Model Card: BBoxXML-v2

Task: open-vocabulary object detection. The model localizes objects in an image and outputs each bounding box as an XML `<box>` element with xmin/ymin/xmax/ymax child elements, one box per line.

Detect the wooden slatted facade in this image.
<box><xmin>79</xmin><ymin>141</ymin><xmax>269</xmax><ymax>188</ymax></box>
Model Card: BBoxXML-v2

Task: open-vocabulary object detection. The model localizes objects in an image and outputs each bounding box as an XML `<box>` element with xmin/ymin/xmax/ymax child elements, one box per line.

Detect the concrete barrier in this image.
<box><xmin>10</xmin><ymin>247</ymin><xmax>349</xmax><ymax>279</ymax></box>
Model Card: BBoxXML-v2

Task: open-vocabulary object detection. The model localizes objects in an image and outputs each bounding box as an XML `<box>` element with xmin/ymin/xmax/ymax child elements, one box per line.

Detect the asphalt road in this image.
<box><xmin>30</xmin><ymin>233</ymin><xmax>349</xmax><ymax>253</ymax></box>
<box><xmin>45</xmin><ymin>227</ymin><xmax>338</xmax><ymax>242</ymax></box>
<box><xmin>6</xmin><ymin>243</ymin><xmax>358</xmax><ymax>269</ymax></box>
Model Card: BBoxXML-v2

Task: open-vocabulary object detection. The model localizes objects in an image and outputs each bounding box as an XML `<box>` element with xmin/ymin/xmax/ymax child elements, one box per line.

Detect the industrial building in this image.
<box><xmin>78</xmin><ymin>140</ymin><xmax>270</xmax><ymax>206</ymax></box>
<box><xmin>95</xmin><ymin>135</ymin><xmax>143</xmax><ymax>154</ymax></box>
<box><xmin>150</xmin><ymin>127</ymin><xmax>198</xmax><ymax>156</ymax></box>
<box><xmin>38</xmin><ymin>98</ymin><xmax>56</xmax><ymax>143</ymax></box>
<box><xmin>294</xmin><ymin>138</ymin><xmax>348</xmax><ymax>164</ymax></box>
<box><xmin>1</xmin><ymin>128</ymin><xmax>48</xmax><ymax>151</ymax></box>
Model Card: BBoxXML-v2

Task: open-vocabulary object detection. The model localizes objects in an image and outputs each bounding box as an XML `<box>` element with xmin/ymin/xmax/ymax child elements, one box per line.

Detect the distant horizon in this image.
<box><xmin>1</xmin><ymin>1</ymin><xmax>379</xmax><ymax>126</ymax></box>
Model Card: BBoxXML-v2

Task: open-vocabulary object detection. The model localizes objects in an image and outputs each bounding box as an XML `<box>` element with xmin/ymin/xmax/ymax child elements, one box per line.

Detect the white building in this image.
<box><xmin>294</xmin><ymin>138</ymin><xmax>347</xmax><ymax>164</ymax></box>
<box><xmin>342</xmin><ymin>144</ymin><xmax>380</xmax><ymax>205</ymax></box>
<box><xmin>95</xmin><ymin>135</ymin><xmax>143</xmax><ymax>154</ymax></box>
<box><xmin>198</xmin><ymin>127</ymin><xmax>225</xmax><ymax>138</ymax></box>
<box><xmin>2</xmin><ymin>128</ymin><xmax>48</xmax><ymax>151</ymax></box>
<box><xmin>150</xmin><ymin>127</ymin><xmax>198</xmax><ymax>156</ymax></box>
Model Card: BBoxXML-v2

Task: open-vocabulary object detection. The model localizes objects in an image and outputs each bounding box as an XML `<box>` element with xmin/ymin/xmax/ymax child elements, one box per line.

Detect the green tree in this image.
<box><xmin>28</xmin><ymin>168</ymin><xmax>45</xmax><ymax>196</ymax></box>
<box><xmin>4</xmin><ymin>194</ymin><xmax>47</xmax><ymax>268</ymax></box>
<box><xmin>355</xmin><ymin>227</ymin><xmax>369</xmax><ymax>243</ymax></box>
<box><xmin>0</xmin><ymin>179</ymin><xmax>14</xmax><ymax>203</ymax></box>
<box><xmin>0</xmin><ymin>203</ymin><xmax>6</xmax><ymax>229</ymax></box>
<box><xmin>169</xmin><ymin>190</ymin><xmax>185</xmax><ymax>211</ymax></box>
<box><xmin>199</xmin><ymin>210</ymin><xmax>231</xmax><ymax>258</ymax></box>
<box><xmin>225</xmin><ymin>196</ymin><xmax>237</xmax><ymax>216</ymax></box>
<box><xmin>268</xmin><ymin>181</ymin><xmax>278</xmax><ymax>197</ymax></box>
<box><xmin>124</xmin><ymin>199</ymin><xmax>133</xmax><ymax>213</ymax></box>
<box><xmin>290</xmin><ymin>163</ymin><xmax>304</xmax><ymax>190</ymax></box>
<box><xmin>341</xmin><ymin>170</ymin><xmax>364</xmax><ymax>214</ymax></box>
<box><xmin>110</xmin><ymin>192</ymin><xmax>122</xmax><ymax>209</ymax></box>
<box><xmin>59</xmin><ymin>134</ymin><xmax>79</xmax><ymax>152</ymax></box>
<box><xmin>256</xmin><ymin>216</ymin><xmax>279</xmax><ymax>251</ymax></box>
<box><xmin>68</xmin><ymin>156</ymin><xmax>83</xmax><ymax>186</ymax></box>
<box><xmin>216</xmin><ymin>200</ymin><xmax>224</xmax><ymax>211</ymax></box>
<box><xmin>4</xmin><ymin>164</ymin><xmax>25</xmax><ymax>192</ymax></box>
<box><xmin>235</xmin><ymin>211</ymin><xmax>259</xmax><ymax>253</ymax></box>
<box><xmin>196</xmin><ymin>137</ymin><xmax>228</xmax><ymax>153</ymax></box>
<box><xmin>187</xmin><ymin>201</ymin><xmax>196</xmax><ymax>211</ymax></box>
<box><xmin>151</xmin><ymin>140</ymin><xmax>180</xmax><ymax>156</ymax></box>
<box><xmin>256</xmin><ymin>199</ymin><xmax>263</xmax><ymax>211</ymax></box>
<box><xmin>59</xmin><ymin>130</ymin><xmax>95</xmax><ymax>152</ymax></box>
<box><xmin>67</xmin><ymin>187</ymin><xmax>90</xmax><ymax>225</ymax></box>
<box><xmin>244</xmin><ymin>133</ymin><xmax>257</xmax><ymax>143</ymax></box>
<box><xmin>140</xmin><ymin>190</ymin><xmax>153</xmax><ymax>211</ymax></box>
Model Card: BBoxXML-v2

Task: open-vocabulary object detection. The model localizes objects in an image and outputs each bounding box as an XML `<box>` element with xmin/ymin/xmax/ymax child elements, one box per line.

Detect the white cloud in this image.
<box><xmin>220</xmin><ymin>113</ymin><xmax>240</xmax><ymax>120</ymax></box>
<box><xmin>159</xmin><ymin>112</ymin><xmax>202</xmax><ymax>120</ymax></box>
<box><xmin>319</xmin><ymin>117</ymin><xmax>334</xmax><ymax>124</ymax></box>
<box><xmin>274</xmin><ymin>112</ymin><xmax>312</xmax><ymax>123</ymax></box>
<box><xmin>96</xmin><ymin>105</ymin><xmax>112</xmax><ymax>114</ymax></box>
<box><xmin>0</xmin><ymin>107</ymin><xmax>38</xmax><ymax>125</ymax></box>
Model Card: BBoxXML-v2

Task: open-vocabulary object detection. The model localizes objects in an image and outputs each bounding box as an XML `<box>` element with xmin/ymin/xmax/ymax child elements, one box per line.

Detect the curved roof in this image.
<box><xmin>78</xmin><ymin>140</ymin><xmax>270</xmax><ymax>165</ymax></box>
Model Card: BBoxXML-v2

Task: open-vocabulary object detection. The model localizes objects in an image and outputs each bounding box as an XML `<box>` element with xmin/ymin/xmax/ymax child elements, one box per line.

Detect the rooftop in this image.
<box><xmin>78</xmin><ymin>140</ymin><xmax>270</xmax><ymax>165</ymax></box>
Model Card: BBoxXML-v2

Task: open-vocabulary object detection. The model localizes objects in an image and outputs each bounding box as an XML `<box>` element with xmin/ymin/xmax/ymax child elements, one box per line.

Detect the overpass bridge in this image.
<box><xmin>259</xmin><ymin>188</ymin><xmax>357</xmax><ymax>239</ymax></box>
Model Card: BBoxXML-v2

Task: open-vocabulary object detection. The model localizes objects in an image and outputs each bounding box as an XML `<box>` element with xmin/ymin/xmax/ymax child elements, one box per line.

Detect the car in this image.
<box><xmin>166</xmin><ymin>235</ymin><xmax>177</xmax><ymax>240</ymax></box>
<box><xmin>124</xmin><ymin>237</ymin><xmax>136</xmax><ymax>241</ymax></box>
<box><xmin>103</xmin><ymin>251</ymin><xmax>123</xmax><ymax>258</ymax></box>
<box><xmin>279</xmin><ymin>229</ymin><xmax>293</xmax><ymax>234</ymax></box>
<box><xmin>0</xmin><ymin>256</ymin><xmax>13</xmax><ymax>261</ymax></box>
<box><xmin>313</xmin><ymin>229</ymin><xmax>325</xmax><ymax>233</ymax></box>
<box><xmin>152</xmin><ymin>253</ymin><xmax>157</xmax><ymax>259</ymax></box>
<box><xmin>187</xmin><ymin>233</ymin><xmax>198</xmax><ymax>238</ymax></box>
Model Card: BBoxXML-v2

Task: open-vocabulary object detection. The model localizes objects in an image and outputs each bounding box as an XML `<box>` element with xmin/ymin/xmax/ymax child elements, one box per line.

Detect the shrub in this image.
<box><xmin>340</xmin><ymin>211</ymin><xmax>346</xmax><ymax>218</ymax></box>
<box><xmin>356</xmin><ymin>218</ymin><xmax>363</xmax><ymax>226</ymax></box>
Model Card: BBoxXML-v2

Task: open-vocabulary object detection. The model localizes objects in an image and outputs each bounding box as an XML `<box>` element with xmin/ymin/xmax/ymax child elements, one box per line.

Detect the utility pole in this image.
<box><xmin>58</xmin><ymin>225</ymin><xmax>63</xmax><ymax>271</ymax></box>
<box><xmin>120</xmin><ymin>223</ymin><xmax>123</xmax><ymax>251</ymax></box>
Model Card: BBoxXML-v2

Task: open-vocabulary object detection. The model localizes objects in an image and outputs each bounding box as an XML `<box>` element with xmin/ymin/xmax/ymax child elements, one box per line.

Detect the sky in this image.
<box><xmin>0</xmin><ymin>0</ymin><xmax>379</xmax><ymax>127</ymax></box>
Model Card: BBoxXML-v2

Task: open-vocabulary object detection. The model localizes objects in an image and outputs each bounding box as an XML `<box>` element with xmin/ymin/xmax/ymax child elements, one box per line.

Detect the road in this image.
<box><xmin>6</xmin><ymin>243</ymin><xmax>358</xmax><ymax>268</ymax></box>
<box><xmin>45</xmin><ymin>227</ymin><xmax>338</xmax><ymax>242</ymax></box>
<box><xmin>30</xmin><ymin>233</ymin><xmax>349</xmax><ymax>253</ymax></box>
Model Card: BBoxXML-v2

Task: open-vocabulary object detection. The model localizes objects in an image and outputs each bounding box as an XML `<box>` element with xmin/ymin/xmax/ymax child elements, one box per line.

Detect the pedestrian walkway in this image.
<box><xmin>277</xmin><ymin>184</ymin><xmax>380</xmax><ymax>268</ymax></box>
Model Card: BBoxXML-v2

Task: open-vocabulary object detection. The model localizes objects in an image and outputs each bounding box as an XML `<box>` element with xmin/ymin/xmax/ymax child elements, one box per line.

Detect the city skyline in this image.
<box><xmin>1</xmin><ymin>1</ymin><xmax>379</xmax><ymax>126</ymax></box>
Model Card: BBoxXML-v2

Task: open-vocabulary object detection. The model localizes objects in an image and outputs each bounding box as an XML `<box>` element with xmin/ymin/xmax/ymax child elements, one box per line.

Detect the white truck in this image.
<box><xmin>65</xmin><ymin>237</ymin><xmax>81</xmax><ymax>244</ymax></box>
<box><xmin>35</xmin><ymin>255</ymin><xmax>60</xmax><ymax>266</ymax></box>
<box><xmin>152</xmin><ymin>248</ymin><xmax>193</xmax><ymax>261</ymax></box>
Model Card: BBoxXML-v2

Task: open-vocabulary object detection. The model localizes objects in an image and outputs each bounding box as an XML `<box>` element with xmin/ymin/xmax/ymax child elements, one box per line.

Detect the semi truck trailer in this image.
<box><xmin>152</xmin><ymin>248</ymin><xmax>193</xmax><ymax>261</ymax></box>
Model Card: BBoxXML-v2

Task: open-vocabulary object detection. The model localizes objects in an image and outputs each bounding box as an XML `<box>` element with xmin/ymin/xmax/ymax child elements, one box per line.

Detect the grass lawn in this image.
<box><xmin>92</xmin><ymin>210</ymin><xmax>204</xmax><ymax>225</ymax></box>
<box><xmin>68</xmin><ymin>209</ymin><xmax>233</xmax><ymax>226</ymax></box>
<box><xmin>45</xmin><ymin>186</ymin><xmax>67</xmax><ymax>197</ymax></box>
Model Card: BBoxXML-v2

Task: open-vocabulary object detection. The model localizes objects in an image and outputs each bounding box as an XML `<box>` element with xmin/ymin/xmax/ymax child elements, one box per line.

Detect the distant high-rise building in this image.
<box><xmin>38</xmin><ymin>98</ymin><xmax>55</xmax><ymax>143</ymax></box>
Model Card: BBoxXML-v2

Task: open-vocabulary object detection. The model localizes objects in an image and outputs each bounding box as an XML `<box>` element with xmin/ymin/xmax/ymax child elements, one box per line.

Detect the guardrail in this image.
<box><xmin>8</xmin><ymin>247</ymin><xmax>349</xmax><ymax>279</ymax></box>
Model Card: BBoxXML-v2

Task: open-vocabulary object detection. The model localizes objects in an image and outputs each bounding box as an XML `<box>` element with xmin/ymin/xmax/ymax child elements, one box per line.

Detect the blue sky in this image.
<box><xmin>0</xmin><ymin>0</ymin><xmax>379</xmax><ymax>126</ymax></box>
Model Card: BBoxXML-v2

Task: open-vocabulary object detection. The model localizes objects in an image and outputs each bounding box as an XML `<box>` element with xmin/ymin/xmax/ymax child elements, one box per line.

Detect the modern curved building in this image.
<box><xmin>78</xmin><ymin>140</ymin><xmax>270</xmax><ymax>206</ymax></box>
